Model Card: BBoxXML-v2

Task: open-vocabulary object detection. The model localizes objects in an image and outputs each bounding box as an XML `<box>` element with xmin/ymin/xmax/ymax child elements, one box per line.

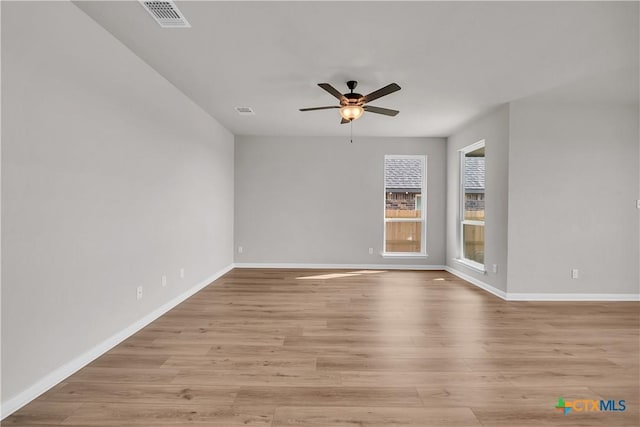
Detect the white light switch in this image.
<box><xmin>571</xmin><ymin>269</ymin><xmax>579</xmax><ymax>279</ymax></box>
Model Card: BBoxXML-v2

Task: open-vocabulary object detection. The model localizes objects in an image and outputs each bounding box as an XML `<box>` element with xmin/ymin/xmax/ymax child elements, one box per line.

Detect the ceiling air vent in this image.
<box><xmin>140</xmin><ymin>1</ymin><xmax>190</xmax><ymax>28</ymax></box>
<box><xmin>235</xmin><ymin>107</ymin><xmax>255</xmax><ymax>116</ymax></box>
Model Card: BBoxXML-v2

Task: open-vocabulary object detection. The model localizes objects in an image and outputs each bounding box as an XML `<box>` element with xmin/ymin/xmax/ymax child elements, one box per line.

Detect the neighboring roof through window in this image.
<box><xmin>464</xmin><ymin>157</ymin><xmax>485</xmax><ymax>191</ymax></box>
<box><xmin>385</xmin><ymin>158</ymin><xmax>423</xmax><ymax>190</ymax></box>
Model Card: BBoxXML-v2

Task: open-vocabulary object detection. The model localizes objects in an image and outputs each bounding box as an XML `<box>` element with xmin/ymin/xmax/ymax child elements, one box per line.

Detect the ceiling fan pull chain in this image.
<box><xmin>350</xmin><ymin>121</ymin><xmax>353</xmax><ymax>143</ymax></box>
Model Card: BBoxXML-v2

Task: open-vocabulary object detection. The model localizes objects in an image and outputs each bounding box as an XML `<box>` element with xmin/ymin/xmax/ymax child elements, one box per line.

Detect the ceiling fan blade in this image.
<box><xmin>364</xmin><ymin>105</ymin><xmax>399</xmax><ymax>116</ymax></box>
<box><xmin>362</xmin><ymin>83</ymin><xmax>401</xmax><ymax>103</ymax></box>
<box><xmin>299</xmin><ymin>106</ymin><xmax>340</xmax><ymax>112</ymax></box>
<box><xmin>341</xmin><ymin>118</ymin><xmax>350</xmax><ymax>124</ymax></box>
<box><xmin>318</xmin><ymin>83</ymin><xmax>347</xmax><ymax>102</ymax></box>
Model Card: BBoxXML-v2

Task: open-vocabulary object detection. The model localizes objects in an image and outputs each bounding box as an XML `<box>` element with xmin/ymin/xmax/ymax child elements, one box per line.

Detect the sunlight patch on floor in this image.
<box><xmin>296</xmin><ymin>270</ymin><xmax>387</xmax><ymax>280</ymax></box>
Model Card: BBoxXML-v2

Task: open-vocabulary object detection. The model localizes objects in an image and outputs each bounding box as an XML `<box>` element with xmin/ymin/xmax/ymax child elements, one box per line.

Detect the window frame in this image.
<box><xmin>382</xmin><ymin>154</ymin><xmax>427</xmax><ymax>258</ymax></box>
<box><xmin>457</xmin><ymin>140</ymin><xmax>486</xmax><ymax>271</ymax></box>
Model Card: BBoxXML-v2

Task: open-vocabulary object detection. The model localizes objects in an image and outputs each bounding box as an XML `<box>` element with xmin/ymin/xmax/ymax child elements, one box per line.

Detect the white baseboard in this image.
<box><xmin>0</xmin><ymin>264</ymin><xmax>234</xmax><ymax>420</ymax></box>
<box><xmin>233</xmin><ymin>262</ymin><xmax>447</xmax><ymax>270</ymax></box>
<box><xmin>445</xmin><ymin>266</ymin><xmax>639</xmax><ymax>301</ymax></box>
<box><xmin>506</xmin><ymin>293</ymin><xmax>640</xmax><ymax>301</ymax></box>
<box><xmin>444</xmin><ymin>266</ymin><xmax>508</xmax><ymax>300</ymax></box>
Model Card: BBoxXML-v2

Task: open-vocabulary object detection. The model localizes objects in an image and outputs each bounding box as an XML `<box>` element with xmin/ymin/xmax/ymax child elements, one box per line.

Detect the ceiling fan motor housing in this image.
<box><xmin>342</xmin><ymin>92</ymin><xmax>364</xmax><ymax>106</ymax></box>
<box><xmin>342</xmin><ymin>81</ymin><xmax>364</xmax><ymax>106</ymax></box>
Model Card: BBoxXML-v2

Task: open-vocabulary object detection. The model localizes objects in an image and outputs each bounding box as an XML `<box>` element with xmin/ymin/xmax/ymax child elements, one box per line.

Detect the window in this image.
<box><xmin>459</xmin><ymin>141</ymin><xmax>485</xmax><ymax>269</ymax></box>
<box><xmin>383</xmin><ymin>155</ymin><xmax>426</xmax><ymax>256</ymax></box>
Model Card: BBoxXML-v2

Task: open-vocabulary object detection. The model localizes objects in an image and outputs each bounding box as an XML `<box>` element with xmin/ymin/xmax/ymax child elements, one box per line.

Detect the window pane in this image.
<box><xmin>464</xmin><ymin>156</ymin><xmax>485</xmax><ymax>221</ymax></box>
<box><xmin>385</xmin><ymin>157</ymin><xmax>423</xmax><ymax>219</ymax></box>
<box><xmin>384</xmin><ymin>155</ymin><xmax>426</xmax><ymax>254</ymax></box>
<box><xmin>385</xmin><ymin>192</ymin><xmax>422</xmax><ymax>218</ymax></box>
<box><xmin>463</xmin><ymin>224</ymin><xmax>484</xmax><ymax>264</ymax></box>
<box><xmin>385</xmin><ymin>221</ymin><xmax>422</xmax><ymax>253</ymax></box>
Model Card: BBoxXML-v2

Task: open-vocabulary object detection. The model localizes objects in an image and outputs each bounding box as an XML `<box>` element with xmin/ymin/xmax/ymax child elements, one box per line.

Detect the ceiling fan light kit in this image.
<box><xmin>340</xmin><ymin>105</ymin><xmax>364</xmax><ymax>121</ymax></box>
<box><xmin>300</xmin><ymin>80</ymin><xmax>401</xmax><ymax>124</ymax></box>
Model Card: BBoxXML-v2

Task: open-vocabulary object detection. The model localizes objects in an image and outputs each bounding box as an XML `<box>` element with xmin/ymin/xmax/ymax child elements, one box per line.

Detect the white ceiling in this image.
<box><xmin>74</xmin><ymin>1</ymin><xmax>638</xmax><ymax>137</ymax></box>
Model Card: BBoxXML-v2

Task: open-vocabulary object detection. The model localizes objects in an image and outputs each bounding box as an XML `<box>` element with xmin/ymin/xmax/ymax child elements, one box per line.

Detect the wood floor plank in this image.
<box><xmin>272</xmin><ymin>406</ymin><xmax>482</xmax><ymax>426</ymax></box>
<box><xmin>472</xmin><ymin>407</ymin><xmax>637</xmax><ymax>427</ymax></box>
<box><xmin>59</xmin><ymin>403</ymin><xmax>272</xmax><ymax>426</ymax></box>
<box><xmin>3</xmin><ymin>268</ymin><xmax>638</xmax><ymax>426</ymax></box>
<box><xmin>152</xmin><ymin>333</ymin><xmax>286</xmax><ymax>346</ymax></box>
<box><xmin>108</xmin><ymin>342</ymin><xmax>213</xmax><ymax>356</ymax></box>
<box><xmin>462</xmin><ymin>357</ymin><xmax>624</xmax><ymax>373</ymax></box>
<box><xmin>340</xmin><ymin>371</ymin><xmax>512</xmax><ymax>387</ymax></box>
<box><xmin>588</xmin><ymin>386</ymin><xmax>639</xmax><ymax>401</ymax></box>
<box><xmin>301</xmin><ymin>325</ymin><xmax>429</xmax><ymax>337</ymax></box>
<box><xmin>208</xmin><ymin>342</ymin><xmax>489</xmax><ymax>358</ymax></box>
<box><xmin>503</xmin><ymin>371</ymin><xmax>639</xmax><ymax>388</ymax></box>
<box><xmin>171</xmin><ymin>368</ymin><xmax>342</xmax><ymax>386</ymax></box>
<box><xmin>418</xmin><ymin>385</ymin><xmax>599</xmax><ymax>408</ymax></box>
<box><xmin>483</xmin><ymin>343</ymin><xmax>610</xmax><ymax>358</ymax></box>
<box><xmin>2</xmin><ymin>402</ymin><xmax>82</xmax><ymax>425</ymax></box>
<box><xmin>283</xmin><ymin>335</ymin><xmax>416</xmax><ymax>347</ymax></box>
<box><xmin>233</xmin><ymin>386</ymin><xmax>423</xmax><ymax>408</ymax></box>
<box><xmin>316</xmin><ymin>355</ymin><xmax>471</xmax><ymax>372</ymax></box>
<box><xmin>65</xmin><ymin>367</ymin><xmax>180</xmax><ymax>384</ymax></box>
<box><xmin>88</xmin><ymin>353</ymin><xmax>170</xmax><ymax>369</ymax></box>
<box><xmin>162</xmin><ymin>355</ymin><xmax>317</xmax><ymax>371</ymax></box>
<box><xmin>42</xmin><ymin>382</ymin><xmax>238</xmax><ymax>406</ymax></box>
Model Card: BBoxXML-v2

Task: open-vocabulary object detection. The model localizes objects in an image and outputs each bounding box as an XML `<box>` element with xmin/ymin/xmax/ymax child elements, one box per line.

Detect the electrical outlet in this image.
<box><xmin>238</xmin><ymin>246</ymin><xmax>243</xmax><ymax>254</ymax></box>
<box><xmin>368</xmin><ymin>247</ymin><xmax>374</xmax><ymax>255</ymax></box>
<box><xmin>492</xmin><ymin>264</ymin><xmax>498</xmax><ymax>274</ymax></box>
<box><xmin>180</xmin><ymin>268</ymin><xmax>185</xmax><ymax>279</ymax></box>
<box><xmin>136</xmin><ymin>286</ymin><xmax>143</xmax><ymax>300</ymax></box>
<box><xmin>161</xmin><ymin>275</ymin><xmax>167</xmax><ymax>287</ymax></box>
<box><xmin>637</xmin><ymin>199</ymin><xmax>640</xmax><ymax>209</ymax></box>
<box><xmin>571</xmin><ymin>269</ymin><xmax>579</xmax><ymax>279</ymax></box>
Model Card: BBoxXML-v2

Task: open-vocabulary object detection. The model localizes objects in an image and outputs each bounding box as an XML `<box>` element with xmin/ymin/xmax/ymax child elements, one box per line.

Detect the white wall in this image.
<box><xmin>446</xmin><ymin>106</ymin><xmax>510</xmax><ymax>293</ymax></box>
<box><xmin>1</xmin><ymin>1</ymin><xmax>234</xmax><ymax>409</ymax></box>
<box><xmin>507</xmin><ymin>69</ymin><xmax>639</xmax><ymax>296</ymax></box>
<box><xmin>235</xmin><ymin>136</ymin><xmax>446</xmax><ymax>266</ymax></box>
<box><xmin>446</xmin><ymin>69</ymin><xmax>639</xmax><ymax>298</ymax></box>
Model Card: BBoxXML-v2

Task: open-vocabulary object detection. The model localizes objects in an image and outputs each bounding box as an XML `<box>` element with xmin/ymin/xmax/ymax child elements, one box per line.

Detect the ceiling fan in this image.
<box><xmin>300</xmin><ymin>81</ymin><xmax>401</xmax><ymax>124</ymax></box>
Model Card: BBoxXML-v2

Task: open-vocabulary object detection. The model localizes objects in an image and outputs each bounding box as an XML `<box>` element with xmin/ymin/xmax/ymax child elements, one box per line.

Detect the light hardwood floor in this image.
<box><xmin>4</xmin><ymin>269</ymin><xmax>639</xmax><ymax>426</ymax></box>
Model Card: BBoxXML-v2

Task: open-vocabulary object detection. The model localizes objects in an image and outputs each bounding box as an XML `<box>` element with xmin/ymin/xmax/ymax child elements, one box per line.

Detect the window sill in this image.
<box><xmin>453</xmin><ymin>258</ymin><xmax>486</xmax><ymax>274</ymax></box>
<box><xmin>382</xmin><ymin>253</ymin><xmax>428</xmax><ymax>259</ymax></box>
